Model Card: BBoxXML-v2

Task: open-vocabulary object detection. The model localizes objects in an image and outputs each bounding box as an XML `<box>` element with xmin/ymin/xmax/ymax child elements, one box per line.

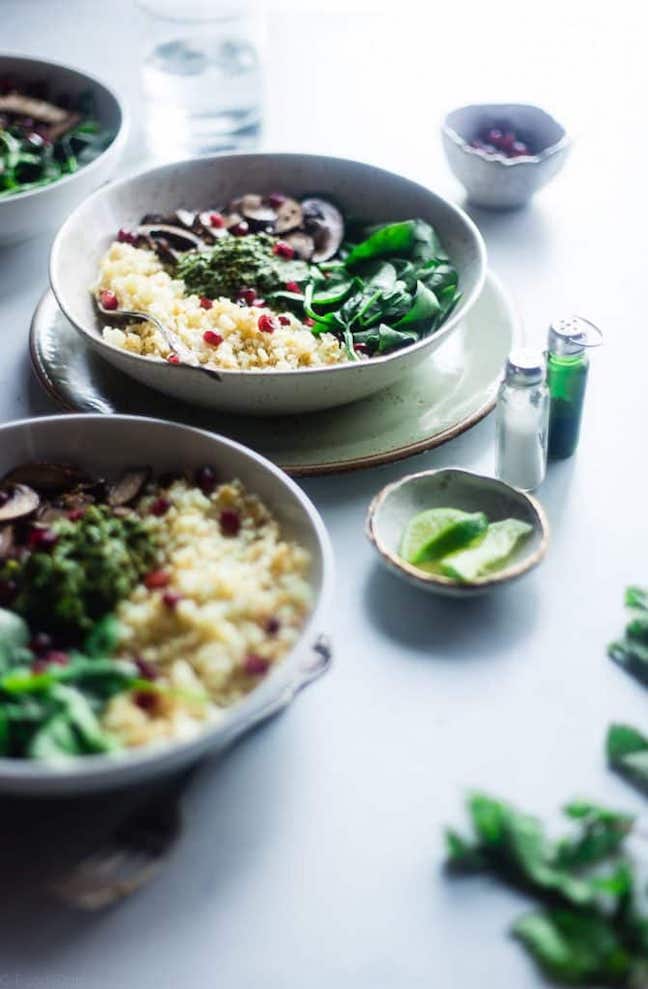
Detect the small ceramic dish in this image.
<box><xmin>442</xmin><ymin>103</ymin><xmax>570</xmax><ymax>209</ymax></box>
<box><xmin>366</xmin><ymin>467</ymin><xmax>549</xmax><ymax>597</ymax></box>
<box><xmin>0</xmin><ymin>54</ymin><xmax>127</xmax><ymax>245</ymax></box>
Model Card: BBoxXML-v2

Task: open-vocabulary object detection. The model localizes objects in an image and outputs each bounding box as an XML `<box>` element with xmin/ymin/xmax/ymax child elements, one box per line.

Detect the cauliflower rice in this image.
<box><xmin>101</xmin><ymin>477</ymin><xmax>313</xmax><ymax>748</ymax></box>
<box><xmin>96</xmin><ymin>241</ymin><xmax>345</xmax><ymax>371</ymax></box>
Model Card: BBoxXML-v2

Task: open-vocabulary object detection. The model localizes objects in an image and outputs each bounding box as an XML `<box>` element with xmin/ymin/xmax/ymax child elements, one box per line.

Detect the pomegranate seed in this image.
<box><xmin>135</xmin><ymin>657</ymin><xmax>159</xmax><ymax>680</ymax></box>
<box><xmin>117</xmin><ymin>228</ymin><xmax>137</xmax><ymax>245</ymax></box>
<box><xmin>231</xmin><ymin>220</ymin><xmax>249</xmax><ymax>236</ymax></box>
<box><xmin>354</xmin><ymin>342</ymin><xmax>369</xmax><ymax>354</ymax></box>
<box><xmin>144</xmin><ymin>569</ymin><xmax>170</xmax><ymax>589</ymax></box>
<box><xmin>500</xmin><ymin>131</ymin><xmax>516</xmax><ymax>152</ymax></box>
<box><xmin>134</xmin><ymin>690</ymin><xmax>158</xmax><ymax>712</ymax></box>
<box><xmin>510</xmin><ymin>140</ymin><xmax>529</xmax><ymax>156</ymax></box>
<box><xmin>278</xmin><ymin>315</ymin><xmax>290</xmax><ymax>326</ymax></box>
<box><xmin>99</xmin><ymin>290</ymin><xmax>118</xmax><ymax>311</ymax></box>
<box><xmin>210</xmin><ymin>212</ymin><xmax>225</xmax><ymax>228</ymax></box>
<box><xmin>285</xmin><ymin>280</ymin><xmax>301</xmax><ymax>293</ymax></box>
<box><xmin>258</xmin><ymin>314</ymin><xmax>277</xmax><ymax>334</ymax></box>
<box><xmin>238</xmin><ymin>287</ymin><xmax>257</xmax><ymax>305</ymax></box>
<box><xmin>304</xmin><ymin>317</ymin><xmax>315</xmax><ymax>327</ymax></box>
<box><xmin>268</xmin><ymin>192</ymin><xmax>285</xmax><ymax>208</ymax></box>
<box><xmin>265</xmin><ymin>617</ymin><xmax>280</xmax><ymax>636</ymax></box>
<box><xmin>28</xmin><ymin>527</ymin><xmax>58</xmax><ymax>551</ymax></box>
<box><xmin>195</xmin><ymin>465</ymin><xmax>217</xmax><ymax>494</ymax></box>
<box><xmin>150</xmin><ymin>497</ymin><xmax>171</xmax><ymax>517</ymax></box>
<box><xmin>30</xmin><ymin>632</ymin><xmax>53</xmax><ymax>655</ymax></box>
<box><xmin>44</xmin><ymin>650</ymin><xmax>69</xmax><ymax>666</ymax></box>
<box><xmin>487</xmin><ymin>128</ymin><xmax>504</xmax><ymax>146</ymax></box>
<box><xmin>199</xmin><ymin>296</ymin><xmax>213</xmax><ymax>310</ymax></box>
<box><xmin>162</xmin><ymin>591</ymin><xmax>182</xmax><ymax>609</ymax></box>
<box><xmin>167</xmin><ymin>353</ymin><xmax>180</xmax><ymax>365</ymax></box>
<box><xmin>67</xmin><ymin>507</ymin><xmax>86</xmax><ymax>521</ymax></box>
<box><xmin>203</xmin><ymin>330</ymin><xmax>223</xmax><ymax>347</ymax></box>
<box><xmin>220</xmin><ymin>509</ymin><xmax>240</xmax><ymax>536</ymax></box>
<box><xmin>244</xmin><ymin>654</ymin><xmax>270</xmax><ymax>676</ymax></box>
<box><xmin>273</xmin><ymin>241</ymin><xmax>295</xmax><ymax>259</ymax></box>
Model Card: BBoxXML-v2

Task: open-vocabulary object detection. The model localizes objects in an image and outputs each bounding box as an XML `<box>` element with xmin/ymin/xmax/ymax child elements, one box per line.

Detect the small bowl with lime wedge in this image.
<box><xmin>366</xmin><ymin>468</ymin><xmax>549</xmax><ymax>596</ymax></box>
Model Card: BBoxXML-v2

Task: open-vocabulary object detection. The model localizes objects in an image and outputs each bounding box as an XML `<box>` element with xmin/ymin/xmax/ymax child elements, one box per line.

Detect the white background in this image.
<box><xmin>1</xmin><ymin>1</ymin><xmax>648</xmax><ymax>986</ymax></box>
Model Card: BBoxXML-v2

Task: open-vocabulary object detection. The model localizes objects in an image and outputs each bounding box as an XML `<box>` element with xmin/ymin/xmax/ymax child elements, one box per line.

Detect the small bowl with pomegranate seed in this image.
<box><xmin>0</xmin><ymin>414</ymin><xmax>333</xmax><ymax>795</ymax></box>
<box><xmin>442</xmin><ymin>103</ymin><xmax>570</xmax><ymax>209</ymax></box>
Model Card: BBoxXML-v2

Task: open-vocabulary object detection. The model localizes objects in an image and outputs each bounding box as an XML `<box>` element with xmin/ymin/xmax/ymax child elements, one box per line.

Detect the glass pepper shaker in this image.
<box><xmin>546</xmin><ymin>316</ymin><xmax>603</xmax><ymax>459</ymax></box>
<box><xmin>496</xmin><ymin>348</ymin><xmax>549</xmax><ymax>491</ymax></box>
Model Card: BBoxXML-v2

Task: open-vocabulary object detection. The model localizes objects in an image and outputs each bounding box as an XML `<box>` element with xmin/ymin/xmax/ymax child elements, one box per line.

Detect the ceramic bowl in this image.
<box><xmin>0</xmin><ymin>54</ymin><xmax>127</xmax><ymax>246</ymax></box>
<box><xmin>366</xmin><ymin>467</ymin><xmax>548</xmax><ymax>597</ymax></box>
<box><xmin>0</xmin><ymin>414</ymin><xmax>334</xmax><ymax>796</ymax></box>
<box><xmin>442</xmin><ymin>103</ymin><xmax>570</xmax><ymax>209</ymax></box>
<box><xmin>49</xmin><ymin>153</ymin><xmax>486</xmax><ymax>416</ymax></box>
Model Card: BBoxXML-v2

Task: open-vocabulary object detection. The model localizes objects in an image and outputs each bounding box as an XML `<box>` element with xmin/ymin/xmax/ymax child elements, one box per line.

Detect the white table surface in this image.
<box><xmin>1</xmin><ymin>1</ymin><xmax>647</xmax><ymax>985</ymax></box>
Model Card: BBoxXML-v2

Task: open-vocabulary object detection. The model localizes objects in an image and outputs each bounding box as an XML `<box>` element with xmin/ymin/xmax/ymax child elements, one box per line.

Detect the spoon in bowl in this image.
<box><xmin>95</xmin><ymin>300</ymin><xmax>222</xmax><ymax>380</ymax></box>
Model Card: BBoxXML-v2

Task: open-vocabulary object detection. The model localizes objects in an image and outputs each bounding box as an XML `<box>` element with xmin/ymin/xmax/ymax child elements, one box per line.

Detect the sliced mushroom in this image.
<box><xmin>274</xmin><ymin>198</ymin><xmax>303</xmax><ymax>234</ymax></box>
<box><xmin>136</xmin><ymin>224</ymin><xmax>205</xmax><ymax>253</ymax></box>
<box><xmin>301</xmin><ymin>198</ymin><xmax>345</xmax><ymax>262</ymax></box>
<box><xmin>0</xmin><ymin>526</ymin><xmax>15</xmax><ymax>558</ymax></box>
<box><xmin>2</xmin><ymin>463</ymin><xmax>91</xmax><ymax>493</ymax></box>
<box><xmin>238</xmin><ymin>194</ymin><xmax>277</xmax><ymax>228</ymax></box>
<box><xmin>0</xmin><ymin>93</ymin><xmax>69</xmax><ymax>124</ymax></box>
<box><xmin>0</xmin><ymin>484</ymin><xmax>40</xmax><ymax>522</ymax></box>
<box><xmin>174</xmin><ymin>209</ymin><xmax>197</xmax><ymax>229</ymax></box>
<box><xmin>108</xmin><ymin>468</ymin><xmax>151</xmax><ymax>507</ymax></box>
<box><xmin>284</xmin><ymin>231</ymin><xmax>315</xmax><ymax>261</ymax></box>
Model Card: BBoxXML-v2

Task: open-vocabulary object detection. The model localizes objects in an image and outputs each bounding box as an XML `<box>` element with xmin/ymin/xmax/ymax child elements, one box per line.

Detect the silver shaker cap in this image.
<box><xmin>504</xmin><ymin>347</ymin><xmax>546</xmax><ymax>386</ymax></box>
<box><xmin>548</xmin><ymin>316</ymin><xmax>603</xmax><ymax>356</ymax></box>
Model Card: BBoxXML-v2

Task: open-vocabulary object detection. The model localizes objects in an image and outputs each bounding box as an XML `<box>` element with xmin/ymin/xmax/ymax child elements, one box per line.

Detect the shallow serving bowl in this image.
<box><xmin>442</xmin><ymin>103</ymin><xmax>570</xmax><ymax>209</ymax></box>
<box><xmin>366</xmin><ymin>467</ymin><xmax>548</xmax><ymax>597</ymax></box>
<box><xmin>0</xmin><ymin>54</ymin><xmax>127</xmax><ymax>246</ymax></box>
<box><xmin>0</xmin><ymin>414</ymin><xmax>334</xmax><ymax>796</ymax></box>
<box><xmin>49</xmin><ymin>153</ymin><xmax>486</xmax><ymax>415</ymax></box>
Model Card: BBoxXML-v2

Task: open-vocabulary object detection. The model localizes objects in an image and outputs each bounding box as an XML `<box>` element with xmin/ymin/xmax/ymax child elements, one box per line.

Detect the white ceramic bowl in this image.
<box><xmin>0</xmin><ymin>414</ymin><xmax>334</xmax><ymax>795</ymax></box>
<box><xmin>49</xmin><ymin>153</ymin><xmax>486</xmax><ymax>415</ymax></box>
<box><xmin>0</xmin><ymin>54</ymin><xmax>127</xmax><ymax>246</ymax></box>
<box><xmin>442</xmin><ymin>103</ymin><xmax>570</xmax><ymax>209</ymax></box>
<box><xmin>366</xmin><ymin>467</ymin><xmax>549</xmax><ymax>597</ymax></box>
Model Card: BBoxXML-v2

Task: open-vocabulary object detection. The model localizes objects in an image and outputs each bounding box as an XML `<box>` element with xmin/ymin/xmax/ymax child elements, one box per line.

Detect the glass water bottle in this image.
<box><xmin>496</xmin><ymin>348</ymin><xmax>549</xmax><ymax>491</ymax></box>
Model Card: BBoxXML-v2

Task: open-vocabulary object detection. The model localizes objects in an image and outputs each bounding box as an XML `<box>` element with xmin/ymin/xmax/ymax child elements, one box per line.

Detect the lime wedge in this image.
<box><xmin>440</xmin><ymin>519</ymin><xmax>533</xmax><ymax>582</ymax></box>
<box><xmin>400</xmin><ymin>508</ymin><xmax>488</xmax><ymax>565</ymax></box>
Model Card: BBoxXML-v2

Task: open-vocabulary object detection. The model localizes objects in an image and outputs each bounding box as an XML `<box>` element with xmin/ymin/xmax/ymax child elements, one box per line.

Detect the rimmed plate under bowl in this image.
<box><xmin>31</xmin><ymin>270</ymin><xmax>518</xmax><ymax>475</ymax></box>
<box><xmin>0</xmin><ymin>414</ymin><xmax>334</xmax><ymax>796</ymax></box>
<box><xmin>366</xmin><ymin>467</ymin><xmax>549</xmax><ymax>596</ymax></box>
<box><xmin>49</xmin><ymin>152</ymin><xmax>486</xmax><ymax>415</ymax></box>
<box><xmin>0</xmin><ymin>54</ymin><xmax>128</xmax><ymax>246</ymax></box>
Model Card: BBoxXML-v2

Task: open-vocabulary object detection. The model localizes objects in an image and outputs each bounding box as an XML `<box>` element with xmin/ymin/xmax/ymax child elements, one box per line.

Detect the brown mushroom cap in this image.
<box><xmin>284</xmin><ymin>231</ymin><xmax>316</xmax><ymax>261</ymax></box>
<box><xmin>301</xmin><ymin>198</ymin><xmax>345</xmax><ymax>262</ymax></box>
<box><xmin>136</xmin><ymin>224</ymin><xmax>205</xmax><ymax>253</ymax></box>
<box><xmin>238</xmin><ymin>194</ymin><xmax>278</xmax><ymax>227</ymax></box>
<box><xmin>2</xmin><ymin>463</ymin><xmax>91</xmax><ymax>493</ymax></box>
<box><xmin>0</xmin><ymin>484</ymin><xmax>40</xmax><ymax>522</ymax></box>
<box><xmin>108</xmin><ymin>468</ymin><xmax>151</xmax><ymax>507</ymax></box>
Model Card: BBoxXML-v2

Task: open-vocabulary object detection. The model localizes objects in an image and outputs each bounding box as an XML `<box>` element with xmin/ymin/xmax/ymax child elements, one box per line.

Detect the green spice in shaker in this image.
<box><xmin>547</xmin><ymin>316</ymin><xmax>603</xmax><ymax>459</ymax></box>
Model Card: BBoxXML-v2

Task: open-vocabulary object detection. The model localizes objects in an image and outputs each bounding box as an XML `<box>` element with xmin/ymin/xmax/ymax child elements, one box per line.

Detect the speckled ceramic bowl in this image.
<box><xmin>0</xmin><ymin>54</ymin><xmax>127</xmax><ymax>246</ymax></box>
<box><xmin>442</xmin><ymin>103</ymin><xmax>570</xmax><ymax>209</ymax></box>
<box><xmin>0</xmin><ymin>414</ymin><xmax>334</xmax><ymax>795</ymax></box>
<box><xmin>49</xmin><ymin>153</ymin><xmax>486</xmax><ymax>415</ymax></box>
<box><xmin>366</xmin><ymin>467</ymin><xmax>549</xmax><ymax>597</ymax></box>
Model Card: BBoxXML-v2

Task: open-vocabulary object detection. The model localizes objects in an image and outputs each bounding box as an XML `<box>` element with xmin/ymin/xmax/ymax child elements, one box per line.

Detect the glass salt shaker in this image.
<box><xmin>496</xmin><ymin>348</ymin><xmax>550</xmax><ymax>491</ymax></box>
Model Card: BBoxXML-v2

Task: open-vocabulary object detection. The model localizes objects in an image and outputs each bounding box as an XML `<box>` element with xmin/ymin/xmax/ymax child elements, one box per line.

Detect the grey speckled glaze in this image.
<box><xmin>49</xmin><ymin>153</ymin><xmax>486</xmax><ymax>415</ymax></box>
<box><xmin>0</xmin><ymin>415</ymin><xmax>334</xmax><ymax>796</ymax></box>
<box><xmin>0</xmin><ymin>55</ymin><xmax>127</xmax><ymax>245</ymax></box>
<box><xmin>31</xmin><ymin>271</ymin><xmax>518</xmax><ymax>475</ymax></box>
<box><xmin>366</xmin><ymin>467</ymin><xmax>549</xmax><ymax>597</ymax></box>
<box><xmin>442</xmin><ymin>103</ymin><xmax>570</xmax><ymax>209</ymax></box>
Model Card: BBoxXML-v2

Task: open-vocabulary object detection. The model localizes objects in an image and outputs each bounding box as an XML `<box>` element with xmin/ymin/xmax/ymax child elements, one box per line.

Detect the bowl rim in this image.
<box><xmin>365</xmin><ymin>466</ymin><xmax>549</xmax><ymax>592</ymax></box>
<box><xmin>0</xmin><ymin>52</ymin><xmax>129</xmax><ymax>205</ymax></box>
<box><xmin>0</xmin><ymin>412</ymin><xmax>335</xmax><ymax>785</ymax></box>
<box><xmin>49</xmin><ymin>151</ymin><xmax>487</xmax><ymax>380</ymax></box>
<box><xmin>442</xmin><ymin>102</ymin><xmax>570</xmax><ymax>167</ymax></box>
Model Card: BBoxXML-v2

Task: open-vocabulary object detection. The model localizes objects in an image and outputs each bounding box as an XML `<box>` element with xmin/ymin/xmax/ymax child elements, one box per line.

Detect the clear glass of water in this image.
<box><xmin>137</xmin><ymin>0</ymin><xmax>262</xmax><ymax>162</ymax></box>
